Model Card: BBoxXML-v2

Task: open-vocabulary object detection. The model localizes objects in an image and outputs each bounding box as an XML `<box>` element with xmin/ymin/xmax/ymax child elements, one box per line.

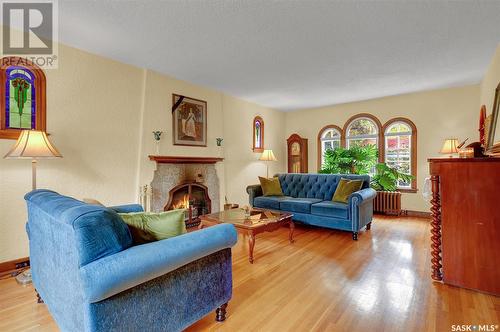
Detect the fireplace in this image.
<box><xmin>164</xmin><ymin>181</ymin><xmax>211</xmax><ymax>228</ymax></box>
<box><xmin>148</xmin><ymin>156</ymin><xmax>223</xmax><ymax>226</ymax></box>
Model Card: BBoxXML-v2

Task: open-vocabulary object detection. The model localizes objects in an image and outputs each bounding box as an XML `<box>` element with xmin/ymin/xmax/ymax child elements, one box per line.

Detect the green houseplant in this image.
<box><xmin>320</xmin><ymin>145</ymin><xmax>414</xmax><ymax>215</ymax></box>
<box><xmin>319</xmin><ymin>145</ymin><xmax>378</xmax><ymax>175</ymax></box>
<box><xmin>370</xmin><ymin>163</ymin><xmax>414</xmax><ymax>191</ymax></box>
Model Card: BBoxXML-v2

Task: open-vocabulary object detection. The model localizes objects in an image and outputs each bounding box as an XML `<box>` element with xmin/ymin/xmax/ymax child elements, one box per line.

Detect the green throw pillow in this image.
<box><xmin>332</xmin><ymin>178</ymin><xmax>363</xmax><ymax>203</ymax></box>
<box><xmin>259</xmin><ymin>176</ymin><xmax>284</xmax><ymax>196</ymax></box>
<box><xmin>119</xmin><ymin>210</ymin><xmax>187</xmax><ymax>244</ymax></box>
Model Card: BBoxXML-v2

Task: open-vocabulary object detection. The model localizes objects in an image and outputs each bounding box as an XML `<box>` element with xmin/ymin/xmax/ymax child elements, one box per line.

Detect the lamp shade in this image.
<box><xmin>4</xmin><ymin>130</ymin><xmax>62</xmax><ymax>159</ymax></box>
<box><xmin>259</xmin><ymin>149</ymin><xmax>277</xmax><ymax>161</ymax></box>
<box><xmin>439</xmin><ymin>138</ymin><xmax>459</xmax><ymax>155</ymax></box>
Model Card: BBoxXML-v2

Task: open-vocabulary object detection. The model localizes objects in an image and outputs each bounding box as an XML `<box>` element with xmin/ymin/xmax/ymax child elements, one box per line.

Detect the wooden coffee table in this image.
<box><xmin>199</xmin><ymin>208</ymin><xmax>294</xmax><ymax>263</ymax></box>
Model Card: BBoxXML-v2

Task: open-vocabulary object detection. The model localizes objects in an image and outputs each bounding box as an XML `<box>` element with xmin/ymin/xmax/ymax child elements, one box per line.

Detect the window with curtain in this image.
<box><xmin>346</xmin><ymin>117</ymin><xmax>379</xmax><ymax>148</ymax></box>
<box><xmin>318</xmin><ymin>126</ymin><xmax>341</xmax><ymax>168</ymax></box>
<box><xmin>384</xmin><ymin>119</ymin><xmax>417</xmax><ymax>190</ymax></box>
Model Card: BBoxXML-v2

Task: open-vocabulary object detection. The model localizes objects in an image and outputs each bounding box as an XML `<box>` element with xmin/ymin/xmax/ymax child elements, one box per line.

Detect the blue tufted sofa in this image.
<box><xmin>247</xmin><ymin>173</ymin><xmax>377</xmax><ymax>240</ymax></box>
<box><xmin>25</xmin><ymin>190</ymin><xmax>238</xmax><ymax>332</ymax></box>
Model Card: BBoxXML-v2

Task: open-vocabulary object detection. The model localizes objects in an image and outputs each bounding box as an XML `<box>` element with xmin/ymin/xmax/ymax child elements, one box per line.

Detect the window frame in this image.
<box><xmin>252</xmin><ymin>115</ymin><xmax>264</xmax><ymax>153</ymax></box>
<box><xmin>0</xmin><ymin>57</ymin><xmax>46</xmax><ymax>139</ymax></box>
<box><xmin>342</xmin><ymin>113</ymin><xmax>383</xmax><ymax>162</ymax></box>
<box><xmin>382</xmin><ymin>117</ymin><xmax>418</xmax><ymax>192</ymax></box>
<box><xmin>317</xmin><ymin>124</ymin><xmax>343</xmax><ymax>171</ymax></box>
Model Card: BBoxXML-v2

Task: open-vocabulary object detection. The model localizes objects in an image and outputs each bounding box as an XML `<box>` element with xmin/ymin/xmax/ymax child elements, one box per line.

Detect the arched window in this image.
<box><xmin>1</xmin><ymin>57</ymin><xmax>46</xmax><ymax>139</ymax></box>
<box><xmin>344</xmin><ymin>114</ymin><xmax>382</xmax><ymax>158</ymax></box>
<box><xmin>252</xmin><ymin>116</ymin><xmax>264</xmax><ymax>152</ymax></box>
<box><xmin>383</xmin><ymin>118</ymin><xmax>417</xmax><ymax>191</ymax></box>
<box><xmin>317</xmin><ymin>125</ymin><xmax>342</xmax><ymax>169</ymax></box>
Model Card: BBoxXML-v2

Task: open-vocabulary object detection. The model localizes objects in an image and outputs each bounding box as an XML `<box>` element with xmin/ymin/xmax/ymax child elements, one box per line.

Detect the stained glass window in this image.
<box><xmin>253</xmin><ymin>116</ymin><xmax>264</xmax><ymax>152</ymax></box>
<box><xmin>1</xmin><ymin>57</ymin><xmax>46</xmax><ymax>139</ymax></box>
<box><xmin>5</xmin><ymin>66</ymin><xmax>36</xmax><ymax>130</ymax></box>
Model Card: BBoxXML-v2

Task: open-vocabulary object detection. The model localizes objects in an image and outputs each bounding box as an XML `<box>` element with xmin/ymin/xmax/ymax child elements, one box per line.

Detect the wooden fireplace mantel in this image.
<box><xmin>149</xmin><ymin>155</ymin><xmax>224</xmax><ymax>164</ymax></box>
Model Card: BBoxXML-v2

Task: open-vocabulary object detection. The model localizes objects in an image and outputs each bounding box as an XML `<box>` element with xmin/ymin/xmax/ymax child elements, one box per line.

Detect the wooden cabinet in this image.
<box><xmin>287</xmin><ymin>134</ymin><xmax>308</xmax><ymax>173</ymax></box>
<box><xmin>428</xmin><ymin>158</ymin><xmax>500</xmax><ymax>295</ymax></box>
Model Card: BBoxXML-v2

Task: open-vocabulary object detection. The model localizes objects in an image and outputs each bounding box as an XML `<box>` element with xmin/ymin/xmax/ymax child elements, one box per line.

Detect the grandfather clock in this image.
<box><xmin>287</xmin><ymin>134</ymin><xmax>308</xmax><ymax>173</ymax></box>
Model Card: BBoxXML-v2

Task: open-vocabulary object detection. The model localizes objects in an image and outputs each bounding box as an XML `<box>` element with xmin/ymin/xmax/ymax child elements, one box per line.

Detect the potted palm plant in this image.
<box><xmin>320</xmin><ymin>145</ymin><xmax>413</xmax><ymax>215</ymax></box>
<box><xmin>370</xmin><ymin>163</ymin><xmax>414</xmax><ymax>215</ymax></box>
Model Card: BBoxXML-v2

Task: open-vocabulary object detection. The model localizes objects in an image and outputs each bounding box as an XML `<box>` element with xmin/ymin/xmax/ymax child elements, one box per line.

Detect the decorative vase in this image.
<box><xmin>152</xmin><ymin>131</ymin><xmax>163</xmax><ymax>155</ymax></box>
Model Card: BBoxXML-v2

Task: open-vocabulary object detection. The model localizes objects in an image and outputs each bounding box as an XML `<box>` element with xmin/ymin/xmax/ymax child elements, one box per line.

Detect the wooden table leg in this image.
<box><xmin>289</xmin><ymin>220</ymin><xmax>295</xmax><ymax>243</ymax></box>
<box><xmin>198</xmin><ymin>221</ymin><xmax>205</xmax><ymax>230</ymax></box>
<box><xmin>248</xmin><ymin>231</ymin><xmax>255</xmax><ymax>264</ymax></box>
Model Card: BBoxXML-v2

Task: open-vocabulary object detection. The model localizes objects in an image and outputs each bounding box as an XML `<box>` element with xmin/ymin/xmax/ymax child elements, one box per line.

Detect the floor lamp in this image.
<box><xmin>259</xmin><ymin>149</ymin><xmax>277</xmax><ymax>178</ymax></box>
<box><xmin>4</xmin><ymin>130</ymin><xmax>62</xmax><ymax>284</ymax></box>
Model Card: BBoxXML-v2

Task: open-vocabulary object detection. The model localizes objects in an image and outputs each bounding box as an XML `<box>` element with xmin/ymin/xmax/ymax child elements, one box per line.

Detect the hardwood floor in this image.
<box><xmin>0</xmin><ymin>216</ymin><xmax>498</xmax><ymax>331</ymax></box>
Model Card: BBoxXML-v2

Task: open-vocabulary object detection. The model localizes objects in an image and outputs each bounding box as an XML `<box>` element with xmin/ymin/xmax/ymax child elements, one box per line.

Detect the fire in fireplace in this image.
<box><xmin>164</xmin><ymin>182</ymin><xmax>211</xmax><ymax>228</ymax></box>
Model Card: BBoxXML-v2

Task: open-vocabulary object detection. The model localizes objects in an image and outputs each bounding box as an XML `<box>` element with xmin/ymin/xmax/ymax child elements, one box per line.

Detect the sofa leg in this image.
<box><xmin>216</xmin><ymin>303</ymin><xmax>227</xmax><ymax>322</ymax></box>
<box><xmin>36</xmin><ymin>290</ymin><xmax>44</xmax><ymax>304</ymax></box>
<box><xmin>352</xmin><ymin>232</ymin><xmax>358</xmax><ymax>241</ymax></box>
<box><xmin>366</xmin><ymin>222</ymin><xmax>372</xmax><ymax>230</ymax></box>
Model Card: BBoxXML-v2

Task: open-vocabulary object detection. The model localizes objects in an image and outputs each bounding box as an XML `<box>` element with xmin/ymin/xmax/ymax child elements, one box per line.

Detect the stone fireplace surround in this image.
<box><xmin>149</xmin><ymin>156</ymin><xmax>223</xmax><ymax>214</ymax></box>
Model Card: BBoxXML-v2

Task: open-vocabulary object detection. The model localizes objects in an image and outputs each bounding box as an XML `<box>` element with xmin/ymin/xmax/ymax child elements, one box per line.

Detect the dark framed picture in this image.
<box><xmin>172</xmin><ymin>94</ymin><xmax>207</xmax><ymax>147</ymax></box>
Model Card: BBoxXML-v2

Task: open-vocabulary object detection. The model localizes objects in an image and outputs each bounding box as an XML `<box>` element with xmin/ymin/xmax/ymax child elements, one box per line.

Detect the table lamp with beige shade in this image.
<box><xmin>4</xmin><ymin>130</ymin><xmax>62</xmax><ymax>190</ymax></box>
<box><xmin>439</xmin><ymin>138</ymin><xmax>459</xmax><ymax>158</ymax></box>
<box><xmin>3</xmin><ymin>129</ymin><xmax>62</xmax><ymax>285</ymax></box>
<box><xmin>259</xmin><ymin>149</ymin><xmax>277</xmax><ymax>178</ymax></box>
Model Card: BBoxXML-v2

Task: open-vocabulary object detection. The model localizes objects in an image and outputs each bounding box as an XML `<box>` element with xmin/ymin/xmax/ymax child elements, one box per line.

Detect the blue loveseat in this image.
<box><xmin>247</xmin><ymin>173</ymin><xmax>376</xmax><ymax>240</ymax></box>
<box><xmin>25</xmin><ymin>190</ymin><xmax>237</xmax><ymax>332</ymax></box>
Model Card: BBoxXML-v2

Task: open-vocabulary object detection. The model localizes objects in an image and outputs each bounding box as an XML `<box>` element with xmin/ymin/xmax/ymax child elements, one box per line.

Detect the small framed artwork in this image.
<box><xmin>172</xmin><ymin>94</ymin><xmax>207</xmax><ymax>147</ymax></box>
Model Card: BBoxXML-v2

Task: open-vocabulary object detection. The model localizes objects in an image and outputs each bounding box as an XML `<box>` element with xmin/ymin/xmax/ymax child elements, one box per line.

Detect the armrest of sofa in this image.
<box><xmin>79</xmin><ymin>223</ymin><xmax>237</xmax><ymax>303</ymax></box>
<box><xmin>246</xmin><ymin>184</ymin><xmax>263</xmax><ymax>206</ymax></box>
<box><xmin>108</xmin><ymin>204</ymin><xmax>144</xmax><ymax>213</ymax></box>
<box><xmin>348</xmin><ymin>188</ymin><xmax>377</xmax><ymax>206</ymax></box>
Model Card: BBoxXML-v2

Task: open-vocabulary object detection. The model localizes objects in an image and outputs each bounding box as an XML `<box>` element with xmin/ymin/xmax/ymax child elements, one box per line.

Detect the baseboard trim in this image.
<box><xmin>401</xmin><ymin>210</ymin><xmax>431</xmax><ymax>219</ymax></box>
<box><xmin>0</xmin><ymin>257</ymin><xmax>30</xmax><ymax>277</ymax></box>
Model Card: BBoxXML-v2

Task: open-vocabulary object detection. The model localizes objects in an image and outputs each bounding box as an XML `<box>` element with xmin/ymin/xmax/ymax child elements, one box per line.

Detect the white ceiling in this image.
<box><xmin>58</xmin><ymin>0</ymin><xmax>500</xmax><ymax>111</ymax></box>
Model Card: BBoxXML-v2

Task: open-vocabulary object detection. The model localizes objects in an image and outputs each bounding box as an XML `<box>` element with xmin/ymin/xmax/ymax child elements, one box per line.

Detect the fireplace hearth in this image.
<box><xmin>149</xmin><ymin>156</ymin><xmax>222</xmax><ymax>226</ymax></box>
<box><xmin>164</xmin><ymin>182</ymin><xmax>211</xmax><ymax>228</ymax></box>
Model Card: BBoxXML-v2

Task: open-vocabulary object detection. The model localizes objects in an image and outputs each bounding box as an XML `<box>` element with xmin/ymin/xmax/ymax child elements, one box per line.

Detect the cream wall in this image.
<box><xmin>222</xmin><ymin>94</ymin><xmax>286</xmax><ymax>206</ymax></box>
<box><xmin>285</xmin><ymin>85</ymin><xmax>480</xmax><ymax>212</ymax></box>
<box><xmin>0</xmin><ymin>44</ymin><xmax>144</xmax><ymax>262</ymax></box>
<box><xmin>135</xmin><ymin>69</ymin><xmax>227</xmax><ymax>205</ymax></box>
<box><xmin>480</xmin><ymin>44</ymin><xmax>500</xmax><ymax>114</ymax></box>
<box><xmin>0</xmin><ymin>44</ymin><xmax>286</xmax><ymax>263</ymax></box>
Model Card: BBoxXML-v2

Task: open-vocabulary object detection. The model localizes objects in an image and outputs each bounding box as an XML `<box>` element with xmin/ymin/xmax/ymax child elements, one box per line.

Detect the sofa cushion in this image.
<box><xmin>311</xmin><ymin>201</ymin><xmax>348</xmax><ymax>219</ymax></box>
<box><xmin>258</xmin><ymin>176</ymin><xmax>284</xmax><ymax>196</ymax></box>
<box><xmin>280</xmin><ymin>198</ymin><xmax>323</xmax><ymax>214</ymax></box>
<box><xmin>277</xmin><ymin>173</ymin><xmax>370</xmax><ymax>200</ymax></box>
<box><xmin>332</xmin><ymin>178</ymin><xmax>363</xmax><ymax>203</ymax></box>
<box><xmin>119</xmin><ymin>210</ymin><xmax>187</xmax><ymax>244</ymax></box>
<box><xmin>254</xmin><ymin>196</ymin><xmax>291</xmax><ymax>210</ymax></box>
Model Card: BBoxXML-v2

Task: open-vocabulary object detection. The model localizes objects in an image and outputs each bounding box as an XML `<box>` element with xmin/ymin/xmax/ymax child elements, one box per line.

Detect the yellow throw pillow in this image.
<box><xmin>332</xmin><ymin>178</ymin><xmax>363</xmax><ymax>203</ymax></box>
<box><xmin>258</xmin><ymin>176</ymin><xmax>284</xmax><ymax>196</ymax></box>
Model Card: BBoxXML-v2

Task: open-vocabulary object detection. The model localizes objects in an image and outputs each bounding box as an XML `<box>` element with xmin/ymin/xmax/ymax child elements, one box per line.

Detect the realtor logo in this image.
<box><xmin>1</xmin><ymin>0</ymin><xmax>58</xmax><ymax>68</ymax></box>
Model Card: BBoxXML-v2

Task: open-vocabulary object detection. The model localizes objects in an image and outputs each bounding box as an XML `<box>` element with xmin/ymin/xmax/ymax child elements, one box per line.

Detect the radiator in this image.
<box><xmin>373</xmin><ymin>191</ymin><xmax>402</xmax><ymax>215</ymax></box>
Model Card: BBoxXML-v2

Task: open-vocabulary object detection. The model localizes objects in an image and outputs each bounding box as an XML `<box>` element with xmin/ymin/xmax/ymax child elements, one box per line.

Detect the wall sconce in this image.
<box><xmin>216</xmin><ymin>138</ymin><xmax>223</xmax><ymax>146</ymax></box>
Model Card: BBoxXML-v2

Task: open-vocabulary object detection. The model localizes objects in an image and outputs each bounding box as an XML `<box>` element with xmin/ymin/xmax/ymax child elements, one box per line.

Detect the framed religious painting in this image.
<box><xmin>172</xmin><ymin>94</ymin><xmax>207</xmax><ymax>147</ymax></box>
